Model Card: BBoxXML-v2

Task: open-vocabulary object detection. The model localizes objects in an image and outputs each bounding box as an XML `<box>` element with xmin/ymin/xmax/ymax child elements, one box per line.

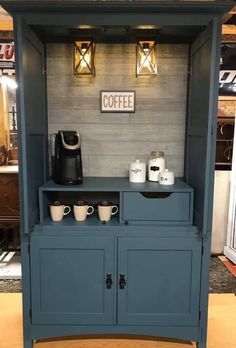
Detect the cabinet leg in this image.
<box><xmin>196</xmin><ymin>339</ymin><xmax>207</xmax><ymax>348</ymax></box>
<box><xmin>23</xmin><ymin>334</ymin><xmax>33</xmax><ymax>348</ymax></box>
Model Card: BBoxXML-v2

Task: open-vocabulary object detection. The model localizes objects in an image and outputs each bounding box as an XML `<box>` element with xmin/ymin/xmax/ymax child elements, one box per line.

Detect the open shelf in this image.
<box><xmin>38</xmin><ymin>177</ymin><xmax>194</xmax><ymax>226</ymax></box>
<box><xmin>42</xmin><ymin>214</ymin><xmax>120</xmax><ymax>228</ymax></box>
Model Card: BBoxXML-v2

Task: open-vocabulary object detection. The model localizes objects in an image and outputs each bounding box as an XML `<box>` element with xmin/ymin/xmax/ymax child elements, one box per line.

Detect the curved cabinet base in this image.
<box><xmin>31</xmin><ymin>326</ymin><xmax>200</xmax><ymax>344</ymax></box>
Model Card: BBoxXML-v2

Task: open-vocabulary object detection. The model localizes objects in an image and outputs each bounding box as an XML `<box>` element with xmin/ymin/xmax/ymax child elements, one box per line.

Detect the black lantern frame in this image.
<box><xmin>136</xmin><ymin>40</ymin><xmax>157</xmax><ymax>77</ymax></box>
<box><xmin>74</xmin><ymin>40</ymin><xmax>96</xmax><ymax>77</ymax></box>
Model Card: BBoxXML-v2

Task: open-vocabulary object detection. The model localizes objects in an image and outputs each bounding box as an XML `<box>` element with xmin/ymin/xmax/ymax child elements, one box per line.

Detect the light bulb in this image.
<box><xmin>80</xmin><ymin>53</ymin><xmax>90</xmax><ymax>68</ymax></box>
<box><xmin>140</xmin><ymin>53</ymin><xmax>151</xmax><ymax>69</ymax></box>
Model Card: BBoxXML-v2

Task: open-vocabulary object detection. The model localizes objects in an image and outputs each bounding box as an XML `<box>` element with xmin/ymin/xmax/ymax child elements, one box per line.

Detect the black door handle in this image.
<box><xmin>119</xmin><ymin>274</ymin><xmax>126</xmax><ymax>289</ymax></box>
<box><xmin>106</xmin><ymin>273</ymin><xmax>112</xmax><ymax>289</ymax></box>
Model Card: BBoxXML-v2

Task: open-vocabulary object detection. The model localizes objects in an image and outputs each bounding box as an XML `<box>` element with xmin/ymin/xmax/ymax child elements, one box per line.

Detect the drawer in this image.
<box><xmin>122</xmin><ymin>192</ymin><xmax>192</xmax><ymax>224</ymax></box>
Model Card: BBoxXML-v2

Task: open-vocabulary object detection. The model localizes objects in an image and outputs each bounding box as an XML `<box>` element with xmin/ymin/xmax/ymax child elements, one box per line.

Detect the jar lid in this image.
<box><xmin>150</xmin><ymin>151</ymin><xmax>164</xmax><ymax>158</ymax></box>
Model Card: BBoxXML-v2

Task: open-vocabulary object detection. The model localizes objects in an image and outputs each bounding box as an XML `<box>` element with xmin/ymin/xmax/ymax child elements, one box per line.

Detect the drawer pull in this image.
<box><xmin>106</xmin><ymin>273</ymin><xmax>112</xmax><ymax>289</ymax></box>
<box><xmin>140</xmin><ymin>192</ymin><xmax>172</xmax><ymax>199</ymax></box>
<box><xmin>119</xmin><ymin>274</ymin><xmax>126</xmax><ymax>289</ymax></box>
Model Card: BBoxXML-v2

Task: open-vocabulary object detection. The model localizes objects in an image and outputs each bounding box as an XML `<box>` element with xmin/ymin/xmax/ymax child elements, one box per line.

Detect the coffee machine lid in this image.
<box><xmin>59</xmin><ymin>131</ymin><xmax>81</xmax><ymax>150</ymax></box>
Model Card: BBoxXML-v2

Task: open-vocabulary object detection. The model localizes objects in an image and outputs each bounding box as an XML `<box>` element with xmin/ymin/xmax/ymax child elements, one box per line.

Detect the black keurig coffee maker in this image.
<box><xmin>51</xmin><ymin>130</ymin><xmax>83</xmax><ymax>185</ymax></box>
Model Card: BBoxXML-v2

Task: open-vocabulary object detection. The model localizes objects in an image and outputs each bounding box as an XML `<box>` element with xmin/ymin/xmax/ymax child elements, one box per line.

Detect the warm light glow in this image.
<box><xmin>80</xmin><ymin>53</ymin><xmax>91</xmax><ymax>68</ymax></box>
<box><xmin>136</xmin><ymin>40</ymin><xmax>157</xmax><ymax>77</ymax></box>
<box><xmin>141</xmin><ymin>54</ymin><xmax>152</xmax><ymax>68</ymax></box>
<box><xmin>74</xmin><ymin>40</ymin><xmax>95</xmax><ymax>77</ymax></box>
<box><xmin>0</xmin><ymin>76</ymin><xmax>17</xmax><ymax>89</ymax></box>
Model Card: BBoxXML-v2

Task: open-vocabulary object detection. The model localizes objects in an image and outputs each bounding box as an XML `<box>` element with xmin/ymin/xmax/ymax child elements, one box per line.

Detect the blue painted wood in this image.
<box><xmin>42</xmin><ymin>215</ymin><xmax>120</xmax><ymax>227</ymax></box>
<box><xmin>31</xmin><ymin>325</ymin><xmax>200</xmax><ymax>342</ymax></box>
<box><xmin>13</xmin><ymin>16</ymin><xmax>49</xmax><ymax>348</ymax></box>
<box><xmin>30</xmin><ymin>235</ymin><xmax>115</xmax><ymax>325</ymax></box>
<box><xmin>40</xmin><ymin>177</ymin><xmax>193</xmax><ymax>193</ymax></box>
<box><xmin>39</xmin><ymin>178</ymin><xmax>193</xmax><ymax>224</ymax></box>
<box><xmin>2</xmin><ymin>2</ymin><xmax>231</xmax><ymax>347</ymax></box>
<box><xmin>185</xmin><ymin>17</ymin><xmax>223</xmax><ymax>348</ymax></box>
<box><xmin>14</xmin><ymin>18</ymin><xmax>48</xmax><ymax>235</ymax></box>
<box><xmin>118</xmin><ymin>236</ymin><xmax>201</xmax><ymax>326</ymax></box>
<box><xmin>32</xmin><ymin>225</ymin><xmax>199</xmax><ymax>237</ymax></box>
<box><xmin>197</xmin><ymin>18</ymin><xmax>223</xmax><ymax>348</ymax></box>
<box><xmin>20</xmin><ymin>13</ymin><xmax>214</xmax><ymax>27</ymax></box>
<box><xmin>123</xmin><ymin>192</ymin><xmax>192</xmax><ymax>224</ymax></box>
<box><xmin>185</xmin><ymin>22</ymin><xmax>216</xmax><ymax>236</ymax></box>
<box><xmin>2</xmin><ymin>1</ymin><xmax>234</xmax><ymax>18</ymax></box>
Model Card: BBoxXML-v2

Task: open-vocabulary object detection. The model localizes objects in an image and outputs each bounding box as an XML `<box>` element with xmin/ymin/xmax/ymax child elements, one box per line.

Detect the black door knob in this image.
<box><xmin>119</xmin><ymin>274</ymin><xmax>126</xmax><ymax>289</ymax></box>
<box><xmin>106</xmin><ymin>273</ymin><xmax>112</xmax><ymax>289</ymax></box>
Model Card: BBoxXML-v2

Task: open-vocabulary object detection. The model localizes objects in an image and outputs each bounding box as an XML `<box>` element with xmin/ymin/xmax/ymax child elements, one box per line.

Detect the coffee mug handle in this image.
<box><xmin>87</xmin><ymin>206</ymin><xmax>94</xmax><ymax>215</ymax></box>
<box><xmin>64</xmin><ymin>206</ymin><xmax>71</xmax><ymax>216</ymax></box>
<box><xmin>111</xmin><ymin>206</ymin><xmax>118</xmax><ymax>215</ymax></box>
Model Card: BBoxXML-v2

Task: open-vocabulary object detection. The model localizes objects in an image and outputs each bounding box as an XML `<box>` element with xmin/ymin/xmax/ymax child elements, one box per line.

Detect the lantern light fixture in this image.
<box><xmin>136</xmin><ymin>40</ymin><xmax>157</xmax><ymax>77</ymax></box>
<box><xmin>74</xmin><ymin>40</ymin><xmax>95</xmax><ymax>77</ymax></box>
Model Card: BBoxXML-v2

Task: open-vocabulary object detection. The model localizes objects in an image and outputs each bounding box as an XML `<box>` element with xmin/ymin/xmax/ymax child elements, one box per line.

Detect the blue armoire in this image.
<box><xmin>1</xmin><ymin>1</ymin><xmax>234</xmax><ymax>347</ymax></box>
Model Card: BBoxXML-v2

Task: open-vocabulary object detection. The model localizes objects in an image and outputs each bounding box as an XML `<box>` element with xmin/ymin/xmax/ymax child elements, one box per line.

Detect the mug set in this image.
<box><xmin>50</xmin><ymin>200</ymin><xmax>118</xmax><ymax>223</ymax></box>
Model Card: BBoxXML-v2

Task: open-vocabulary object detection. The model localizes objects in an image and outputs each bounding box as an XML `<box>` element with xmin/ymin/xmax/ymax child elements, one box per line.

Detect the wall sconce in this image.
<box><xmin>74</xmin><ymin>40</ymin><xmax>95</xmax><ymax>77</ymax></box>
<box><xmin>136</xmin><ymin>40</ymin><xmax>157</xmax><ymax>77</ymax></box>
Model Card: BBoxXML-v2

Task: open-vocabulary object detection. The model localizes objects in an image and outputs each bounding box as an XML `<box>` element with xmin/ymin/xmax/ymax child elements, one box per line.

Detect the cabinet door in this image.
<box><xmin>30</xmin><ymin>236</ymin><xmax>115</xmax><ymax>325</ymax></box>
<box><xmin>15</xmin><ymin>20</ymin><xmax>48</xmax><ymax>234</ymax></box>
<box><xmin>118</xmin><ymin>237</ymin><xmax>201</xmax><ymax>326</ymax></box>
<box><xmin>186</xmin><ymin>22</ymin><xmax>220</xmax><ymax>236</ymax></box>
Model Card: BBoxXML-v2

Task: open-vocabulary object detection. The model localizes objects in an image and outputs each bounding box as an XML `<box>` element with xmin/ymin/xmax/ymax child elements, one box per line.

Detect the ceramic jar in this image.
<box><xmin>159</xmin><ymin>169</ymin><xmax>175</xmax><ymax>185</ymax></box>
<box><xmin>129</xmin><ymin>160</ymin><xmax>146</xmax><ymax>183</ymax></box>
<box><xmin>148</xmin><ymin>151</ymin><xmax>165</xmax><ymax>182</ymax></box>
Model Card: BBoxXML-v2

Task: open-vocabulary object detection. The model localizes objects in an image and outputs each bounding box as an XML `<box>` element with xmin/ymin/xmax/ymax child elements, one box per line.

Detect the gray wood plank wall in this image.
<box><xmin>47</xmin><ymin>43</ymin><xmax>188</xmax><ymax>177</ymax></box>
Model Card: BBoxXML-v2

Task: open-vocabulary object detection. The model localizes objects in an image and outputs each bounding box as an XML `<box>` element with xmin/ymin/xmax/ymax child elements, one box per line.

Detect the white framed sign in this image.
<box><xmin>0</xmin><ymin>43</ymin><xmax>15</xmax><ymax>76</ymax></box>
<box><xmin>100</xmin><ymin>90</ymin><xmax>135</xmax><ymax>113</ymax></box>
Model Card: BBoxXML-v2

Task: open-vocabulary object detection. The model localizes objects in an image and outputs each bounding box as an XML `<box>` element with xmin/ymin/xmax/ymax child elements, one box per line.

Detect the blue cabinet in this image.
<box><xmin>30</xmin><ymin>232</ymin><xmax>201</xmax><ymax>328</ymax></box>
<box><xmin>30</xmin><ymin>235</ymin><xmax>115</xmax><ymax>325</ymax></box>
<box><xmin>2</xmin><ymin>1</ymin><xmax>233</xmax><ymax>347</ymax></box>
<box><xmin>118</xmin><ymin>236</ymin><xmax>201</xmax><ymax>326</ymax></box>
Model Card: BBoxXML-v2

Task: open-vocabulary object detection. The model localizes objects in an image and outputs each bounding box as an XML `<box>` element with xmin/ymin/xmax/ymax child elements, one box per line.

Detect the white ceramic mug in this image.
<box><xmin>98</xmin><ymin>201</ymin><xmax>119</xmax><ymax>222</ymax></box>
<box><xmin>73</xmin><ymin>201</ymin><xmax>94</xmax><ymax>222</ymax></box>
<box><xmin>50</xmin><ymin>201</ymin><xmax>71</xmax><ymax>221</ymax></box>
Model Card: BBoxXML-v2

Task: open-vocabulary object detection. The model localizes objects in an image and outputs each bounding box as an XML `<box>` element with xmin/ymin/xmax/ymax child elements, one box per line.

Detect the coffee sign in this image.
<box><xmin>100</xmin><ymin>91</ymin><xmax>135</xmax><ymax>113</ymax></box>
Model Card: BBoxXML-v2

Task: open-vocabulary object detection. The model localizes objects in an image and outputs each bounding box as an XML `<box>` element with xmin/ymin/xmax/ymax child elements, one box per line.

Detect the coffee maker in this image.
<box><xmin>51</xmin><ymin>130</ymin><xmax>83</xmax><ymax>185</ymax></box>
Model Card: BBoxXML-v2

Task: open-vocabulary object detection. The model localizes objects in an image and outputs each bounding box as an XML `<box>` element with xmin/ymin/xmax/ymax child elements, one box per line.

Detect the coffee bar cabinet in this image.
<box><xmin>2</xmin><ymin>1</ymin><xmax>234</xmax><ymax>347</ymax></box>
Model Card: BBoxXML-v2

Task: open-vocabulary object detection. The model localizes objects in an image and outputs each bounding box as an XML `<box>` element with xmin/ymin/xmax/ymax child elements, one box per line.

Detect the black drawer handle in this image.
<box><xmin>140</xmin><ymin>192</ymin><xmax>173</xmax><ymax>199</ymax></box>
<box><xmin>119</xmin><ymin>274</ymin><xmax>126</xmax><ymax>289</ymax></box>
<box><xmin>106</xmin><ymin>273</ymin><xmax>112</xmax><ymax>289</ymax></box>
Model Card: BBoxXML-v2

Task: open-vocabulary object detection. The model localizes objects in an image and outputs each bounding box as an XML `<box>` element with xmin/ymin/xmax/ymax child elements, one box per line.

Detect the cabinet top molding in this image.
<box><xmin>1</xmin><ymin>0</ymin><xmax>235</xmax><ymax>15</ymax></box>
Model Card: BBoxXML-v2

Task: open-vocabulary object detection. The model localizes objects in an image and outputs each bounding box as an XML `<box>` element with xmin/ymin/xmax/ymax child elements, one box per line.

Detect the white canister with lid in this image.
<box><xmin>129</xmin><ymin>160</ymin><xmax>146</xmax><ymax>183</ymax></box>
<box><xmin>159</xmin><ymin>169</ymin><xmax>175</xmax><ymax>185</ymax></box>
<box><xmin>148</xmin><ymin>151</ymin><xmax>165</xmax><ymax>182</ymax></box>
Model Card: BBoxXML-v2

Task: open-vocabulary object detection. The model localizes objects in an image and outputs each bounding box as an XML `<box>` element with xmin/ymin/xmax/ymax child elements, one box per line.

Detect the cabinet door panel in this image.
<box><xmin>31</xmin><ymin>236</ymin><xmax>115</xmax><ymax>325</ymax></box>
<box><xmin>118</xmin><ymin>237</ymin><xmax>201</xmax><ymax>326</ymax></box>
<box><xmin>15</xmin><ymin>20</ymin><xmax>48</xmax><ymax>234</ymax></box>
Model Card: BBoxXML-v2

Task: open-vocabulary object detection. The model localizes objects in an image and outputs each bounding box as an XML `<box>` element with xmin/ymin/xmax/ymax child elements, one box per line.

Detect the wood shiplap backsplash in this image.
<box><xmin>47</xmin><ymin>43</ymin><xmax>188</xmax><ymax>177</ymax></box>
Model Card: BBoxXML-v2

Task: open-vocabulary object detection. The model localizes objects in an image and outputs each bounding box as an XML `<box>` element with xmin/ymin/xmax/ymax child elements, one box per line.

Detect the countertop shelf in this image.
<box><xmin>40</xmin><ymin>177</ymin><xmax>193</xmax><ymax>193</ymax></box>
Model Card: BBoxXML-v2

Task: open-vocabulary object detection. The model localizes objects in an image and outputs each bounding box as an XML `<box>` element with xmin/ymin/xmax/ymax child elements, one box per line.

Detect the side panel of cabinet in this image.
<box><xmin>118</xmin><ymin>236</ymin><xmax>201</xmax><ymax>326</ymax></box>
<box><xmin>30</xmin><ymin>235</ymin><xmax>115</xmax><ymax>325</ymax></box>
<box><xmin>14</xmin><ymin>18</ymin><xmax>48</xmax><ymax>235</ymax></box>
<box><xmin>185</xmin><ymin>21</ymin><xmax>220</xmax><ymax>236</ymax></box>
